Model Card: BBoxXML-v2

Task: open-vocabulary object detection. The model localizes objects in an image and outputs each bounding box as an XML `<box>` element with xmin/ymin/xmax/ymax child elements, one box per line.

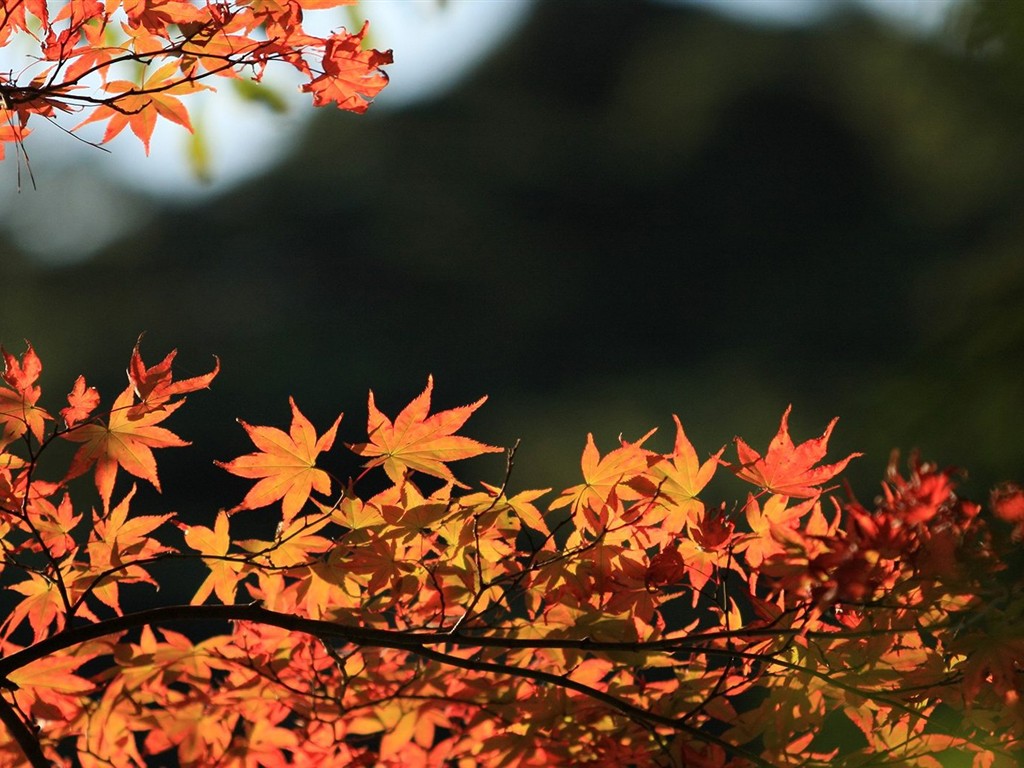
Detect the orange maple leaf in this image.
<box><xmin>3</xmin><ymin>571</ymin><xmax>66</xmax><ymax>642</ymax></box>
<box><xmin>8</xmin><ymin>653</ymin><xmax>95</xmax><ymax>694</ymax></box>
<box><xmin>183</xmin><ymin>509</ymin><xmax>245</xmax><ymax>605</ymax></box>
<box><xmin>121</xmin><ymin>0</ymin><xmax>203</xmax><ymax>33</ymax></box>
<box><xmin>216</xmin><ymin>397</ymin><xmax>342</xmax><ymax>523</ymax></box>
<box><xmin>88</xmin><ymin>485</ymin><xmax>174</xmax><ymax>611</ymax></box>
<box><xmin>31</xmin><ymin>492</ymin><xmax>82</xmax><ymax>561</ymax></box>
<box><xmin>729</xmin><ymin>405</ymin><xmax>861</xmax><ymax>498</ymax></box>
<box><xmin>63</xmin><ymin>385</ymin><xmax>188</xmax><ymax>509</ymax></box>
<box><xmin>0</xmin><ymin>124</ymin><xmax>30</xmax><ymax>162</ymax></box>
<box><xmin>549</xmin><ymin>431</ymin><xmax>654</xmax><ymax>521</ymax></box>
<box><xmin>348</xmin><ymin>376</ymin><xmax>502</xmax><ymax>487</ymax></box>
<box><xmin>0</xmin><ymin>342</ymin><xmax>51</xmax><ymax>447</ymax></box>
<box><xmin>74</xmin><ymin>61</ymin><xmax>208</xmax><ymax>153</ymax></box>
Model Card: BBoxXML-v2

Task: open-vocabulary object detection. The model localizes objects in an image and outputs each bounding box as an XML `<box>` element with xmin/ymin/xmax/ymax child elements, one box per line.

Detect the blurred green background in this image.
<box><xmin>1</xmin><ymin>0</ymin><xmax>1022</xmax><ymax>522</ymax></box>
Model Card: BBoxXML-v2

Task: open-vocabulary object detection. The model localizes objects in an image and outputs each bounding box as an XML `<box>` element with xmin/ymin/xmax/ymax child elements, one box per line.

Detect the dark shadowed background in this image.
<box><xmin>1</xmin><ymin>0</ymin><xmax>1022</xmax><ymax>540</ymax></box>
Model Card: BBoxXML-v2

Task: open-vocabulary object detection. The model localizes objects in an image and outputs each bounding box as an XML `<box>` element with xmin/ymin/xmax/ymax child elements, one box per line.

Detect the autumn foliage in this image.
<box><xmin>0</xmin><ymin>0</ymin><xmax>391</xmax><ymax>159</ymax></box>
<box><xmin>0</xmin><ymin>341</ymin><xmax>1021</xmax><ymax>767</ymax></box>
<box><xmin>7</xmin><ymin>4</ymin><xmax>1023</xmax><ymax>765</ymax></box>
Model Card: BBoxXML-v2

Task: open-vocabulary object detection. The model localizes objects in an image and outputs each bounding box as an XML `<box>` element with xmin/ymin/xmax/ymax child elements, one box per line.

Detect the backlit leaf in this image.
<box><xmin>729</xmin><ymin>405</ymin><xmax>860</xmax><ymax>498</ymax></box>
<box><xmin>349</xmin><ymin>376</ymin><xmax>502</xmax><ymax>487</ymax></box>
<box><xmin>217</xmin><ymin>397</ymin><xmax>341</xmax><ymax>523</ymax></box>
<box><xmin>63</xmin><ymin>385</ymin><xmax>188</xmax><ymax>510</ymax></box>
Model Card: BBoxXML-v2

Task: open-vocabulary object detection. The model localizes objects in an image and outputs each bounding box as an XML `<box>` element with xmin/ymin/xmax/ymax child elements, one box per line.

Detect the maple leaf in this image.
<box><xmin>549</xmin><ymin>432</ymin><xmax>654</xmax><ymax>513</ymax></box>
<box><xmin>144</xmin><ymin>697</ymin><xmax>235</xmax><ymax>764</ymax></box>
<box><xmin>676</xmin><ymin>503</ymin><xmax>740</xmax><ymax>597</ymax></box>
<box><xmin>115</xmin><ymin>626</ymin><xmax>221</xmax><ymax>694</ymax></box>
<box><xmin>651</xmin><ymin>415</ymin><xmax>723</xmax><ymax>531</ymax></box>
<box><xmin>183</xmin><ymin>510</ymin><xmax>245</xmax><ymax>605</ymax></box>
<box><xmin>229</xmin><ymin>719</ymin><xmax>300</xmax><ymax>766</ymax></box>
<box><xmin>238</xmin><ymin>512</ymin><xmax>332</xmax><ymax>568</ymax></box>
<box><xmin>346</xmin><ymin>531</ymin><xmax>404</xmax><ymax>595</ymax></box>
<box><xmin>74</xmin><ymin>61</ymin><xmax>209</xmax><ymax>153</ymax></box>
<box><xmin>301</xmin><ymin>23</ymin><xmax>393</xmax><ymax>113</ymax></box>
<box><xmin>30</xmin><ymin>492</ymin><xmax>82</xmax><ymax>561</ymax></box>
<box><xmin>729</xmin><ymin>405</ymin><xmax>861</xmax><ymax>498</ymax></box>
<box><xmin>476</xmin><ymin>482</ymin><xmax>552</xmax><ymax>536</ymax></box>
<box><xmin>127</xmin><ymin>338</ymin><xmax>219</xmax><ymax>417</ymax></box>
<box><xmin>349</xmin><ymin>376</ymin><xmax>502</xmax><ymax>487</ymax></box>
<box><xmin>121</xmin><ymin>0</ymin><xmax>203</xmax><ymax>33</ymax></box>
<box><xmin>42</xmin><ymin>0</ymin><xmax>108</xmax><ymax>60</ymax></box>
<box><xmin>2</xmin><ymin>342</ymin><xmax>41</xmax><ymax>392</ymax></box>
<box><xmin>63</xmin><ymin>384</ymin><xmax>188</xmax><ymax>510</ymax></box>
<box><xmin>88</xmin><ymin>485</ymin><xmax>175</xmax><ymax>611</ymax></box>
<box><xmin>645</xmin><ymin>546</ymin><xmax>685</xmax><ymax>590</ymax></box>
<box><xmin>3</xmin><ymin>571</ymin><xmax>66</xmax><ymax>642</ymax></box>
<box><xmin>987</xmin><ymin>481</ymin><xmax>1024</xmax><ymax>541</ymax></box>
<box><xmin>216</xmin><ymin>397</ymin><xmax>342</xmax><ymax>523</ymax></box>
<box><xmin>8</xmin><ymin>653</ymin><xmax>95</xmax><ymax>694</ymax></box>
<box><xmin>61</xmin><ymin>375</ymin><xmax>101</xmax><ymax>427</ymax></box>
<box><xmin>0</xmin><ymin>124</ymin><xmax>31</xmax><ymax>161</ymax></box>
<box><xmin>0</xmin><ymin>0</ymin><xmax>49</xmax><ymax>40</ymax></box>
<box><xmin>735</xmin><ymin>493</ymin><xmax>819</xmax><ymax>587</ymax></box>
<box><xmin>0</xmin><ymin>342</ymin><xmax>51</xmax><ymax>447</ymax></box>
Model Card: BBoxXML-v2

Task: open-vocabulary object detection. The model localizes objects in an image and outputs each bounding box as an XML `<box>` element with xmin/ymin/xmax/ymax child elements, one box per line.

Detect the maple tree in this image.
<box><xmin>0</xmin><ymin>340</ymin><xmax>1019</xmax><ymax>767</ymax></box>
<box><xmin>0</xmin><ymin>0</ymin><xmax>391</xmax><ymax>161</ymax></box>
<box><xmin>5</xmin><ymin>3</ymin><xmax>1021</xmax><ymax>764</ymax></box>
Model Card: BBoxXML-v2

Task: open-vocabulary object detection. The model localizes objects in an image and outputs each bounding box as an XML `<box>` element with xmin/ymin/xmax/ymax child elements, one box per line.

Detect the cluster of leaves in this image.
<box><xmin>0</xmin><ymin>0</ymin><xmax>391</xmax><ymax>160</ymax></box>
<box><xmin>0</xmin><ymin>341</ymin><xmax>1023</xmax><ymax>767</ymax></box>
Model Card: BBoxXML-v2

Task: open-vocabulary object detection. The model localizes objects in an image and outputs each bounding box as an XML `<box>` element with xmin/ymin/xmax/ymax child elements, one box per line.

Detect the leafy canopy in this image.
<box><xmin>0</xmin><ymin>340</ymin><xmax>1021</xmax><ymax>767</ymax></box>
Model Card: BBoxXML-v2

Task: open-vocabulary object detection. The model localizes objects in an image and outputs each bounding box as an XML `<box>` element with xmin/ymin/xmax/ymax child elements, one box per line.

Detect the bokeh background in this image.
<box><xmin>1</xmin><ymin>0</ymin><xmax>1022</xmax><ymax>525</ymax></box>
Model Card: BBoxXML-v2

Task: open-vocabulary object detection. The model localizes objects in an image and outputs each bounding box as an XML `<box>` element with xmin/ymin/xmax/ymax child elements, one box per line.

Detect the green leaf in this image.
<box><xmin>232</xmin><ymin>79</ymin><xmax>289</xmax><ymax>114</ymax></box>
<box><xmin>187</xmin><ymin>109</ymin><xmax>212</xmax><ymax>183</ymax></box>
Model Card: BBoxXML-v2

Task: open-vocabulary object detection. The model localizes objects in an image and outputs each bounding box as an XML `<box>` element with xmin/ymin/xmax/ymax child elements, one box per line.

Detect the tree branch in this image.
<box><xmin>0</xmin><ymin>695</ymin><xmax>49</xmax><ymax>768</ymax></box>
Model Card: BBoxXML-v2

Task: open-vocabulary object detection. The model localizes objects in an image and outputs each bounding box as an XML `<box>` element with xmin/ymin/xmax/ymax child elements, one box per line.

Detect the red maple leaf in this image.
<box><xmin>729</xmin><ymin>405</ymin><xmax>860</xmax><ymax>498</ymax></box>
<box><xmin>127</xmin><ymin>338</ymin><xmax>219</xmax><ymax>417</ymax></box>
<box><xmin>645</xmin><ymin>546</ymin><xmax>685</xmax><ymax>590</ymax></box>
<box><xmin>301</xmin><ymin>24</ymin><xmax>393</xmax><ymax>113</ymax></box>
<box><xmin>2</xmin><ymin>343</ymin><xmax>42</xmax><ymax>393</ymax></box>
<box><xmin>61</xmin><ymin>375</ymin><xmax>101</xmax><ymax>428</ymax></box>
<box><xmin>992</xmin><ymin>482</ymin><xmax>1024</xmax><ymax>540</ymax></box>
